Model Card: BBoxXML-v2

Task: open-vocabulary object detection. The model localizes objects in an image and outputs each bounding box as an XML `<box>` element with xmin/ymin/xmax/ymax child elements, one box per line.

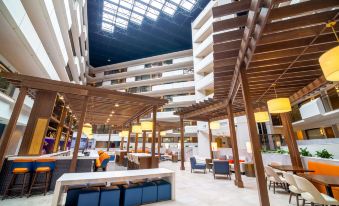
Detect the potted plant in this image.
<box><xmin>300</xmin><ymin>147</ymin><xmax>312</xmax><ymax>157</ymax></box>
<box><xmin>315</xmin><ymin>149</ymin><xmax>333</xmax><ymax>159</ymax></box>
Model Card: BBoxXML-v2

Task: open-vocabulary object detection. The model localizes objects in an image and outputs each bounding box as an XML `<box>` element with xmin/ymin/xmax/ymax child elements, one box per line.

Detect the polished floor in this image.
<box><xmin>0</xmin><ymin>161</ymin><xmax>290</xmax><ymax>206</ymax></box>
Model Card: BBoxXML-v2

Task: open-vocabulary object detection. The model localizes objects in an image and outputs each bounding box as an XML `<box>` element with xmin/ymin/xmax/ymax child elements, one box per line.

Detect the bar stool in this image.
<box><xmin>2</xmin><ymin>158</ymin><xmax>34</xmax><ymax>199</ymax></box>
<box><xmin>27</xmin><ymin>158</ymin><xmax>56</xmax><ymax>197</ymax></box>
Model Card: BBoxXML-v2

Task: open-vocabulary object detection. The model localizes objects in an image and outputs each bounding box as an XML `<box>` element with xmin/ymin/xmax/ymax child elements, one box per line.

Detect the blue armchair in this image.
<box><xmin>213</xmin><ymin>160</ymin><xmax>231</xmax><ymax>180</ymax></box>
<box><xmin>190</xmin><ymin>157</ymin><xmax>206</xmax><ymax>173</ymax></box>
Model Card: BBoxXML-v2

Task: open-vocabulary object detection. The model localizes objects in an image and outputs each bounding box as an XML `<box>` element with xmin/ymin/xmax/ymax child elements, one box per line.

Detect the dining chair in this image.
<box><xmin>283</xmin><ymin>172</ymin><xmax>303</xmax><ymax>206</ymax></box>
<box><xmin>293</xmin><ymin>175</ymin><xmax>339</xmax><ymax>206</ymax></box>
<box><xmin>264</xmin><ymin>166</ymin><xmax>287</xmax><ymax>194</ymax></box>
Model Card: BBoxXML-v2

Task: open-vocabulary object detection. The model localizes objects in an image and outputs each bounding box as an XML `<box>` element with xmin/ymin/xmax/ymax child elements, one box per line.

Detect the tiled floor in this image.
<box><xmin>0</xmin><ymin>161</ymin><xmax>291</xmax><ymax>206</ymax></box>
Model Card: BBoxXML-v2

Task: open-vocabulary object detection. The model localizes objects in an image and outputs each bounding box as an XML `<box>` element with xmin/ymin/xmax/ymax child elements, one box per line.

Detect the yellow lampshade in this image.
<box><xmin>267</xmin><ymin>98</ymin><xmax>291</xmax><ymax>113</ymax></box>
<box><xmin>119</xmin><ymin>130</ymin><xmax>129</xmax><ymax>137</ymax></box>
<box><xmin>82</xmin><ymin>123</ymin><xmax>92</xmax><ymax>136</ymax></box>
<box><xmin>209</xmin><ymin>121</ymin><xmax>220</xmax><ymax>130</ymax></box>
<box><xmin>132</xmin><ymin>124</ymin><xmax>142</xmax><ymax>134</ymax></box>
<box><xmin>160</xmin><ymin>131</ymin><xmax>167</xmax><ymax>136</ymax></box>
<box><xmin>141</xmin><ymin>121</ymin><xmax>153</xmax><ymax>131</ymax></box>
<box><xmin>319</xmin><ymin>45</ymin><xmax>339</xmax><ymax>81</ymax></box>
<box><xmin>211</xmin><ymin>142</ymin><xmax>218</xmax><ymax>151</ymax></box>
<box><xmin>254</xmin><ymin>111</ymin><xmax>270</xmax><ymax>123</ymax></box>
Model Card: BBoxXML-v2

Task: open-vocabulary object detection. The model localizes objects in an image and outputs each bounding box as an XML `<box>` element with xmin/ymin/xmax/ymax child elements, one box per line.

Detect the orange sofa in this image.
<box><xmin>307</xmin><ymin>161</ymin><xmax>339</xmax><ymax>199</ymax></box>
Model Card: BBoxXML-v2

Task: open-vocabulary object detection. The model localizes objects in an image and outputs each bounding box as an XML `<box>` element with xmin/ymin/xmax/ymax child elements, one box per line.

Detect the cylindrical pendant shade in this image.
<box><xmin>82</xmin><ymin>123</ymin><xmax>92</xmax><ymax>136</ymax></box>
<box><xmin>132</xmin><ymin>124</ymin><xmax>142</xmax><ymax>134</ymax></box>
<box><xmin>120</xmin><ymin>130</ymin><xmax>129</xmax><ymax>137</ymax></box>
<box><xmin>141</xmin><ymin>121</ymin><xmax>153</xmax><ymax>131</ymax></box>
<box><xmin>254</xmin><ymin>111</ymin><xmax>270</xmax><ymax>123</ymax></box>
<box><xmin>319</xmin><ymin>45</ymin><xmax>339</xmax><ymax>81</ymax></box>
<box><xmin>160</xmin><ymin>131</ymin><xmax>167</xmax><ymax>136</ymax></box>
<box><xmin>209</xmin><ymin>121</ymin><xmax>220</xmax><ymax>130</ymax></box>
<box><xmin>267</xmin><ymin>98</ymin><xmax>291</xmax><ymax>113</ymax></box>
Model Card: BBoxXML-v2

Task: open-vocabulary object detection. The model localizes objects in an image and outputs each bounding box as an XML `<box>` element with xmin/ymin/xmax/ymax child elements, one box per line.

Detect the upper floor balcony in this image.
<box><xmin>195</xmin><ymin>52</ymin><xmax>213</xmax><ymax>75</ymax></box>
<box><xmin>141</xmin><ymin>81</ymin><xmax>195</xmax><ymax>97</ymax></box>
<box><xmin>194</xmin><ymin>34</ymin><xmax>213</xmax><ymax>58</ymax></box>
<box><xmin>196</xmin><ymin>72</ymin><xmax>214</xmax><ymax>92</ymax></box>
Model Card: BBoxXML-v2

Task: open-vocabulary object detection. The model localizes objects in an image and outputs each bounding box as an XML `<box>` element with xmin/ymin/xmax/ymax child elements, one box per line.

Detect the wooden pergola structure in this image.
<box><xmin>0</xmin><ymin>72</ymin><xmax>167</xmax><ymax>171</ymax></box>
<box><xmin>179</xmin><ymin>1</ymin><xmax>338</xmax><ymax>206</ymax></box>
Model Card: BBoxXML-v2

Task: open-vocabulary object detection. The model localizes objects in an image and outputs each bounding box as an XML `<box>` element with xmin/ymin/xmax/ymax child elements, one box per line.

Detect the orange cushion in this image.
<box><xmin>36</xmin><ymin>167</ymin><xmax>51</xmax><ymax>172</ymax></box>
<box><xmin>95</xmin><ymin>159</ymin><xmax>101</xmax><ymax>167</ymax></box>
<box><xmin>99</xmin><ymin>153</ymin><xmax>110</xmax><ymax>162</ymax></box>
<box><xmin>228</xmin><ymin>160</ymin><xmax>245</xmax><ymax>164</ymax></box>
<box><xmin>307</xmin><ymin>161</ymin><xmax>339</xmax><ymax>199</ymax></box>
<box><xmin>13</xmin><ymin>168</ymin><xmax>29</xmax><ymax>173</ymax></box>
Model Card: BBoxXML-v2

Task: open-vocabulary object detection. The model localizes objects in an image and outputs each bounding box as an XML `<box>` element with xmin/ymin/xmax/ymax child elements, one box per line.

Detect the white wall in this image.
<box><xmin>235</xmin><ymin>115</ymin><xmax>251</xmax><ymax>151</ymax></box>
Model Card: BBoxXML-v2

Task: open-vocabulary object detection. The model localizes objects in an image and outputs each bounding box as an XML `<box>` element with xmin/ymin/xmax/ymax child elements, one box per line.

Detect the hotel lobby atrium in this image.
<box><xmin>0</xmin><ymin>0</ymin><xmax>338</xmax><ymax>206</ymax></box>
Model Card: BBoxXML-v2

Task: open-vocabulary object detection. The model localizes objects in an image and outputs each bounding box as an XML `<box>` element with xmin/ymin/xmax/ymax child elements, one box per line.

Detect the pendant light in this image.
<box><xmin>132</xmin><ymin>124</ymin><xmax>142</xmax><ymax>134</ymax></box>
<box><xmin>160</xmin><ymin>131</ymin><xmax>167</xmax><ymax>136</ymax></box>
<box><xmin>119</xmin><ymin>130</ymin><xmax>129</xmax><ymax>137</ymax></box>
<box><xmin>141</xmin><ymin>121</ymin><xmax>153</xmax><ymax>131</ymax></box>
<box><xmin>254</xmin><ymin>111</ymin><xmax>270</xmax><ymax>123</ymax></box>
<box><xmin>319</xmin><ymin>21</ymin><xmax>339</xmax><ymax>81</ymax></box>
<box><xmin>209</xmin><ymin>121</ymin><xmax>220</xmax><ymax>130</ymax></box>
<box><xmin>267</xmin><ymin>84</ymin><xmax>291</xmax><ymax>114</ymax></box>
<box><xmin>82</xmin><ymin>123</ymin><xmax>93</xmax><ymax>137</ymax></box>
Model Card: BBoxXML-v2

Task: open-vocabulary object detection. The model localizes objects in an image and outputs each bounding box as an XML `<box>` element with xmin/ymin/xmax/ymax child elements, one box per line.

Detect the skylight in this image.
<box><xmin>101</xmin><ymin>0</ymin><xmax>197</xmax><ymax>32</ymax></box>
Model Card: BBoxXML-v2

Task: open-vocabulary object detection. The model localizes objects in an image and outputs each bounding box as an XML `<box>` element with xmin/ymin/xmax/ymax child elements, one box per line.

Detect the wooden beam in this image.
<box><xmin>53</xmin><ymin>106</ymin><xmax>68</xmax><ymax>153</ymax></box>
<box><xmin>208</xmin><ymin>121</ymin><xmax>213</xmax><ymax>159</ymax></box>
<box><xmin>289</xmin><ymin>76</ymin><xmax>327</xmax><ymax>103</ymax></box>
<box><xmin>126</xmin><ymin>124</ymin><xmax>132</xmax><ymax>153</ymax></box>
<box><xmin>212</xmin><ymin>0</ymin><xmax>251</xmax><ymax>18</ymax></box>
<box><xmin>0</xmin><ymin>87</ymin><xmax>27</xmax><ymax>169</ymax></box>
<box><xmin>63</xmin><ymin>117</ymin><xmax>73</xmax><ymax>151</ymax></box>
<box><xmin>142</xmin><ymin>131</ymin><xmax>146</xmax><ymax>153</ymax></box>
<box><xmin>180</xmin><ymin>116</ymin><xmax>185</xmax><ymax>170</ymax></box>
<box><xmin>107</xmin><ymin>127</ymin><xmax>112</xmax><ymax>152</ymax></box>
<box><xmin>120</xmin><ymin>136</ymin><xmax>124</xmax><ymax>150</ymax></box>
<box><xmin>69</xmin><ymin>96</ymin><xmax>89</xmax><ymax>172</ymax></box>
<box><xmin>239</xmin><ymin>68</ymin><xmax>270</xmax><ymax>206</ymax></box>
<box><xmin>158</xmin><ymin>130</ymin><xmax>161</xmax><ymax>157</ymax></box>
<box><xmin>151</xmin><ymin>106</ymin><xmax>157</xmax><ymax>168</ymax></box>
<box><xmin>280</xmin><ymin>113</ymin><xmax>303</xmax><ymax>168</ymax></box>
<box><xmin>226</xmin><ymin>103</ymin><xmax>244</xmax><ymax>188</ymax></box>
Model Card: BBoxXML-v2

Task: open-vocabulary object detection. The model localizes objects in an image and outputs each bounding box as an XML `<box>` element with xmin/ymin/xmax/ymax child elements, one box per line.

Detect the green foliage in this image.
<box><xmin>300</xmin><ymin>147</ymin><xmax>312</xmax><ymax>157</ymax></box>
<box><xmin>261</xmin><ymin>148</ymin><xmax>288</xmax><ymax>154</ymax></box>
<box><xmin>315</xmin><ymin>149</ymin><xmax>333</xmax><ymax>159</ymax></box>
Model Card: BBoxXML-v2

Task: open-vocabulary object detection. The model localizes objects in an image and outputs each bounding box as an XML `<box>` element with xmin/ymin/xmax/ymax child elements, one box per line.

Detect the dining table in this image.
<box><xmin>298</xmin><ymin>173</ymin><xmax>339</xmax><ymax>197</ymax></box>
<box><xmin>269</xmin><ymin>165</ymin><xmax>315</xmax><ymax>174</ymax></box>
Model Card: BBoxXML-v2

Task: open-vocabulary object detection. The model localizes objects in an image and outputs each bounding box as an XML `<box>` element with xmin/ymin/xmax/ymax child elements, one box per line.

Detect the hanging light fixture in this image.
<box><xmin>267</xmin><ymin>84</ymin><xmax>291</xmax><ymax>113</ymax></box>
<box><xmin>209</xmin><ymin>121</ymin><xmax>220</xmax><ymax>130</ymax></box>
<box><xmin>119</xmin><ymin>130</ymin><xmax>129</xmax><ymax>137</ymax></box>
<box><xmin>254</xmin><ymin>111</ymin><xmax>270</xmax><ymax>123</ymax></box>
<box><xmin>82</xmin><ymin>123</ymin><xmax>93</xmax><ymax>137</ymax></box>
<box><xmin>141</xmin><ymin>121</ymin><xmax>153</xmax><ymax>131</ymax></box>
<box><xmin>160</xmin><ymin>131</ymin><xmax>167</xmax><ymax>136</ymax></box>
<box><xmin>132</xmin><ymin>124</ymin><xmax>142</xmax><ymax>134</ymax></box>
<box><xmin>319</xmin><ymin>21</ymin><xmax>339</xmax><ymax>81</ymax></box>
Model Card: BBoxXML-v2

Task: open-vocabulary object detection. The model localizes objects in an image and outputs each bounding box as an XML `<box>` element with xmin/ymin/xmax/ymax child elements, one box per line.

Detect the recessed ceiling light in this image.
<box><xmin>109</xmin><ymin>114</ymin><xmax>112</xmax><ymax>117</ymax></box>
<box><xmin>115</xmin><ymin>103</ymin><xmax>119</xmax><ymax>107</ymax></box>
<box><xmin>111</xmin><ymin>111</ymin><xmax>115</xmax><ymax>114</ymax></box>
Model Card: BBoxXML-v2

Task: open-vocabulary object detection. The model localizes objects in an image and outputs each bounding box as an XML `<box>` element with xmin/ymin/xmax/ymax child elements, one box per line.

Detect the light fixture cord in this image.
<box><xmin>330</xmin><ymin>26</ymin><xmax>339</xmax><ymax>42</ymax></box>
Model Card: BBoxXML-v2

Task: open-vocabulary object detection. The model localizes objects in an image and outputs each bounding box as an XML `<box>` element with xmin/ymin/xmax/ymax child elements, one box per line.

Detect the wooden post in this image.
<box><xmin>151</xmin><ymin>106</ymin><xmax>157</xmax><ymax>168</ymax></box>
<box><xmin>126</xmin><ymin>124</ymin><xmax>132</xmax><ymax>153</ymax></box>
<box><xmin>239</xmin><ymin>68</ymin><xmax>270</xmax><ymax>206</ymax></box>
<box><xmin>0</xmin><ymin>87</ymin><xmax>27</xmax><ymax>169</ymax></box>
<box><xmin>69</xmin><ymin>96</ymin><xmax>89</xmax><ymax>172</ymax></box>
<box><xmin>142</xmin><ymin>131</ymin><xmax>146</xmax><ymax>153</ymax></box>
<box><xmin>280</xmin><ymin>113</ymin><xmax>303</xmax><ymax>168</ymax></box>
<box><xmin>63</xmin><ymin>117</ymin><xmax>73</xmax><ymax>151</ymax></box>
<box><xmin>53</xmin><ymin>106</ymin><xmax>68</xmax><ymax>153</ymax></box>
<box><xmin>180</xmin><ymin>116</ymin><xmax>185</xmax><ymax>170</ymax></box>
<box><xmin>120</xmin><ymin>137</ymin><xmax>124</xmax><ymax>150</ymax></box>
<box><xmin>135</xmin><ymin>120</ymin><xmax>139</xmax><ymax>153</ymax></box>
<box><xmin>208</xmin><ymin>121</ymin><xmax>213</xmax><ymax>159</ymax></box>
<box><xmin>107</xmin><ymin>128</ymin><xmax>112</xmax><ymax>152</ymax></box>
<box><xmin>157</xmin><ymin>130</ymin><xmax>161</xmax><ymax>157</ymax></box>
<box><xmin>227</xmin><ymin>103</ymin><xmax>244</xmax><ymax>188</ymax></box>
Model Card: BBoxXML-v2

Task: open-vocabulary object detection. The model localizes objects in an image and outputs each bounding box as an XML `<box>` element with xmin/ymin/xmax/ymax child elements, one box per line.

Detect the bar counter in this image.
<box><xmin>127</xmin><ymin>153</ymin><xmax>159</xmax><ymax>169</ymax></box>
<box><xmin>0</xmin><ymin>150</ymin><xmax>98</xmax><ymax>194</ymax></box>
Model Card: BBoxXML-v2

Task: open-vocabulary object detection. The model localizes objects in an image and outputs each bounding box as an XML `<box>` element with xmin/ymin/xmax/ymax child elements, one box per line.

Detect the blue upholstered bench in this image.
<box><xmin>121</xmin><ymin>184</ymin><xmax>143</xmax><ymax>206</ymax></box>
<box><xmin>154</xmin><ymin>180</ymin><xmax>171</xmax><ymax>201</ymax></box>
<box><xmin>77</xmin><ymin>187</ymin><xmax>100</xmax><ymax>206</ymax></box>
<box><xmin>99</xmin><ymin>186</ymin><xmax>120</xmax><ymax>206</ymax></box>
<box><xmin>65</xmin><ymin>185</ymin><xmax>87</xmax><ymax>206</ymax></box>
<box><xmin>141</xmin><ymin>182</ymin><xmax>157</xmax><ymax>204</ymax></box>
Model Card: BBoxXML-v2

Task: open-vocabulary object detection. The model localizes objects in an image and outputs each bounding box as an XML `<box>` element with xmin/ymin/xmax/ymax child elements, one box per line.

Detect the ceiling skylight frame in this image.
<box><xmin>101</xmin><ymin>0</ymin><xmax>197</xmax><ymax>32</ymax></box>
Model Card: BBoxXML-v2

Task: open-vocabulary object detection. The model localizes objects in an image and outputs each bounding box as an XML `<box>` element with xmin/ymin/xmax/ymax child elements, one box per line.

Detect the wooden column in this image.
<box><xmin>142</xmin><ymin>131</ymin><xmax>146</xmax><ymax>153</ymax></box>
<box><xmin>63</xmin><ymin>117</ymin><xmax>73</xmax><ymax>151</ymax></box>
<box><xmin>208</xmin><ymin>121</ymin><xmax>213</xmax><ymax>159</ymax></box>
<box><xmin>120</xmin><ymin>136</ymin><xmax>124</xmax><ymax>150</ymax></box>
<box><xmin>280</xmin><ymin>113</ymin><xmax>303</xmax><ymax>168</ymax></box>
<box><xmin>126</xmin><ymin>124</ymin><xmax>132</xmax><ymax>153</ymax></box>
<box><xmin>107</xmin><ymin>128</ymin><xmax>112</xmax><ymax>152</ymax></box>
<box><xmin>53</xmin><ymin>106</ymin><xmax>68</xmax><ymax>153</ymax></box>
<box><xmin>157</xmin><ymin>130</ymin><xmax>161</xmax><ymax>157</ymax></box>
<box><xmin>239</xmin><ymin>68</ymin><xmax>270</xmax><ymax>206</ymax></box>
<box><xmin>0</xmin><ymin>87</ymin><xmax>27</xmax><ymax>169</ymax></box>
<box><xmin>19</xmin><ymin>90</ymin><xmax>57</xmax><ymax>155</ymax></box>
<box><xmin>226</xmin><ymin>103</ymin><xmax>244</xmax><ymax>188</ymax></box>
<box><xmin>180</xmin><ymin>116</ymin><xmax>185</xmax><ymax>170</ymax></box>
<box><xmin>151</xmin><ymin>106</ymin><xmax>157</xmax><ymax>168</ymax></box>
<box><xmin>69</xmin><ymin>96</ymin><xmax>89</xmax><ymax>172</ymax></box>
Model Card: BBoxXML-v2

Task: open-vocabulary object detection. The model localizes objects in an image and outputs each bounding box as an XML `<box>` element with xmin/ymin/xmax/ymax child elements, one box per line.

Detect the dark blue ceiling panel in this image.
<box><xmin>88</xmin><ymin>0</ymin><xmax>210</xmax><ymax>67</ymax></box>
